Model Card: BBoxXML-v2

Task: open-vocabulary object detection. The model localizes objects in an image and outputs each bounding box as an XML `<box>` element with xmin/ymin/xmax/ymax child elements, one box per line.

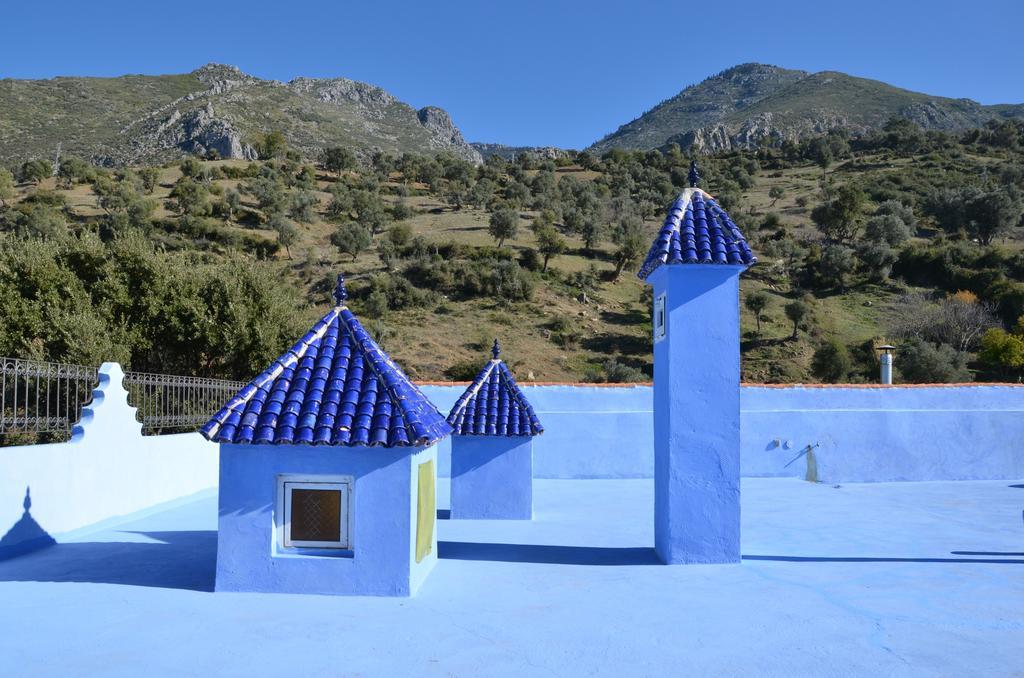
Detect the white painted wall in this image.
<box><xmin>0</xmin><ymin>363</ymin><xmax>218</xmax><ymax>550</ymax></box>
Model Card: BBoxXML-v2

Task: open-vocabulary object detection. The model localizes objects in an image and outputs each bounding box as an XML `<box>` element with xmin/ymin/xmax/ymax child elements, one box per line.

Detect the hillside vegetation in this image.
<box><xmin>2</xmin><ymin>119</ymin><xmax>1023</xmax><ymax>385</ymax></box>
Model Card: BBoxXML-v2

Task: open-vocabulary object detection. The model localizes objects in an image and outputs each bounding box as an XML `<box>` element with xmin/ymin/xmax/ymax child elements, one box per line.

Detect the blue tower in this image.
<box><xmin>446</xmin><ymin>340</ymin><xmax>544</xmax><ymax>520</ymax></box>
<box><xmin>637</xmin><ymin>175</ymin><xmax>756</xmax><ymax>564</ymax></box>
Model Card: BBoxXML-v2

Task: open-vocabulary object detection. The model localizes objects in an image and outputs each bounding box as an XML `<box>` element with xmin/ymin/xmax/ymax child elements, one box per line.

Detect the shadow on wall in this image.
<box><xmin>0</xmin><ymin>488</ymin><xmax>56</xmax><ymax>561</ymax></box>
<box><xmin>439</xmin><ymin>541</ymin><xmax>660</xmax><ymax>566</ymax></box>
<box><xmin>0</xmin><ymin>530</ymin><xmax>216</xmax><ymax>592</ymax></box>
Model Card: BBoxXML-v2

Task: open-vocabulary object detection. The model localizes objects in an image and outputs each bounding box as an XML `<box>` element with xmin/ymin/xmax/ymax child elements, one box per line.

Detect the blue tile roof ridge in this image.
<box><xmin>446</xmin><ymin>352</ymin><xmax>544</xmax><ymax>437</ymax></box>
<box><xmin>200</xmin><ymin>297</ymin><xmax>452</xmax><ymax>448</ymax></box>
<box><xmin>637</xmin><ymin>187</ymin><xmax>756</xmax><ymax>280</ymax></box>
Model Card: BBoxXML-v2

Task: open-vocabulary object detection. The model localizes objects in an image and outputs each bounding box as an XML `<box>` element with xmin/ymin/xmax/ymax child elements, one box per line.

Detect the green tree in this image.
<box><xmin>745</xmin><ymin>291</ymin><xmax>770</xmax><ymax>334</ymax></box>
<box><xmin>581</xmin><ymin>219</ymin><xmax>603</xmax><ymax>253</ymax></box>
<box><xmin>15</xmin><ymin>204</ymin><xmax>67</xmax><ymax>239</ymax></box>
<box><xmin>268</xmin><ymin>214</ymin><xmax>298</xmax><ymax>258</ymax></box>
<box><xmin>818</xmin><ymin>244</ymin><xmax>856</xmax><ymax>291</ymax></box>
<box><xmin>811</xmin><ymin>184</ymin><xmax>866</xmax><ymax>243</ymax></box>
<box><xmin>180</xmin><ymin>157</ymin><xmax>203</xmax><ymax>179</ymax></box>
<box><xmin>258</xmin><ymin>130</ymin><xmax>288</xmax><ymax>159</ymax></box>
<box><xmin>19</xmin><ymin>159</ymin><xmax>52</xmax><ymax>184</ymax></box>
<box><xmin>295</xmin><ymin>165</ymin><xmax>317</xmax><ymax>190</ymax></box>
<box><xmin>169</xmin><ymin>178</ymin><xmax>210</xmax><ymax>216</ymax></box>
<box><xmin>326</xmin><ymin>183</ymin><xmax>353</xmax><ymax>218</ymax></box>
<box><xmin>331</xmin><ymin>222</ymin><xmax>372</xmax><ymax>261</ymax></box>
<box><xmin>784</xmin><ymin>300</ymin><xmax>808</xmax><ymax>339</ymax></box>
<box><xmin>138</xmin><ymin>167</ymin><xmax>160</xmax><ymax>194</ymax></box>
<box><xmin>245</xmin><ymin>176</ymin><xmax>287</xmax><ymax>215</ymax></box>
<box><xmin>322</xmin><ymin>146</ymin><xmax>357</xmax><ymax>173</ymax></box>
<box><xmin>352</xmin><ymin>190</ymin><xmax>390</xmax><ymax>234</ymax></box>
<box><xmin>57</xmin><ymin>156</ymin><xmax>93</xmax><ymax>186</ymax></box>
<box><xmin>811</xmin><ymin>338</ymin><xmax>852</xmax><ymax>383</ymax></box>
<box><xmin>966</xmin><ymin>189</ymin><xmax>1024</xmax><ymax>246</ymax></box>
<box><xmin>978</xmin><ymin>327</ymin><xmax>1024</xmax><ymax>377</ymax></box>
<box><xmin>897</xmin><ymin>338</ymin><xmax>972</xmax><ymax>383</ymax></box>
<box><xmin>391</xmin><ymin>200</ymin><xmax>414</xmax><ymax>221</ymax></box>
<box><xmin>535</xmin><ymin>226</ymin><xmax>567</xmax><ymax>272</ymax></box>
<box><xmin>857</xmin><ymin>241</ymin><xmax>898</xmax><ymax>282</ymax></box>
<box><xmin>289</xmin><ymin>190</ymin><xmax>318</xmax><ymax>223</ymax></box>
<box><xmin>0</xmin><ymin>168</ymin><xmax>14</xmax><ymax>207</ymax></box>
<box><xmin>863</xmin><ymin>214</ymin><xmax>912</xmax><ymax>247</ymax></box>
<box><xmin>874</xmin><ymin>200</ymin><xmax>916</xmax><ymax>232</ymax></box>
<box><xmin>768</xmin><ymin>186</ymin><xmax>785</xmax><ymax>207</ymax></box>
<box><xmin>387</xmin><ymin>222</ymin><xmax>413</xmax><ymax>248</ymax></box>
<box><xmin>224</xmin><ymin>189</ymin><xmax>242</xmax><ymax>220</ymax></box>
<box><xmin>611</xmin><ymin>224</ymin><xmax>645</xmax><ymax>280</ymax></box>
<box><xmin>488</xmin><ymin>208</ymin><xmax>519</xmax><ymax>247</ymax></box>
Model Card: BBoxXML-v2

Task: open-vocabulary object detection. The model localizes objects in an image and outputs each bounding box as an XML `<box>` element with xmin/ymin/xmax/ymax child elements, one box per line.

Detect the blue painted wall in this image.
<box><xmin>422</xmin><ymin>385</ymin><xmax>653</xmax><ymax>479</ymax></box>
<box><xmin>741</xmin><ymin>385</ymin><xmax>1024</xmax><ymax>482</ymax></box>
<box><xmin>216</xmin><ymin>442</ymin><xmax>437</xmax><ymax>596</ymax></box>
<box><xmin>423</xmin><ymin>384</ymin><xmax>1024</xmax><ymax>482</ymax></box>
<box><xmin>650</xmin><ymin>264</ymin><xmax>743</xmax><ymax>564</ymax></box>
<box><xmin>450</xmin><ymin>436</ymin><xmax>533</xmax><ymax>519</ymax></box>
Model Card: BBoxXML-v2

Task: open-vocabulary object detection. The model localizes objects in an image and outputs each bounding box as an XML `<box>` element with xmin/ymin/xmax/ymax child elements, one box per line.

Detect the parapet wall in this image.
<box><xmin>0</xmin><ymin>364</ymin><xmax>217</xmax><ymax>560</ymax></box>
<box><xmin>741</xmin><ymin>384</ymin><xmax>1024</xmax><ymax>483</ymax></box>
<box><xmin>423</xmin><ymin>383</ymin><xmax>1024</xmax><ymax>483</ymax></box>
<box><xmin>3</xmin><ymin>377</ymin><xmax>1021</xmax><ymax>557</ymax></box>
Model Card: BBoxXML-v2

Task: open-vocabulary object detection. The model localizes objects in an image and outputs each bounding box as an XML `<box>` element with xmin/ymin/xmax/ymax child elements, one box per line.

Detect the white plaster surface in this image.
<box><xmin>0</xmin><ymin>363</ymin><xmax>218</xmax><ymax>545</ymax></box>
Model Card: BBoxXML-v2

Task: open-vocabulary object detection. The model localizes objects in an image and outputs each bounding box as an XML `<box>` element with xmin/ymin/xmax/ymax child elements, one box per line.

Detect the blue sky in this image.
<box><xmin>1</xmin><ymin>0</ymin><xmax>1021</xmax><ymax>149</ymax></box>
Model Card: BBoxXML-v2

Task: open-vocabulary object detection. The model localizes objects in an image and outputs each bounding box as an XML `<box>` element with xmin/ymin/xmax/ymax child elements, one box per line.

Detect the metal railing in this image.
<box><xmin>123</xmin><ymin>370</ymin><xmax>244</xmax><ymax>434</ymax></box>
<box><xmin>1</xmin><ymin>356</ymin><xmax>245</xmax><ymax>442</ymax></box>
<box><xmin>0</xmin><ymin>357</ymin><xmax>99</xmax><ymax>441</ymax></box>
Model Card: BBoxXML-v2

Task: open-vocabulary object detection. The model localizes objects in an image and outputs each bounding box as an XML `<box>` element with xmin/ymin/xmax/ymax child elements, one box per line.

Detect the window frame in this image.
<box><xmin>277</xmin><ymin>474</ymin><xmax>354</xmax><ymax>550</ymax></box>
<box><xmin>654</xmin><ymin>292</ymin><xmax>667</xmax><ymax>343</ymax></box>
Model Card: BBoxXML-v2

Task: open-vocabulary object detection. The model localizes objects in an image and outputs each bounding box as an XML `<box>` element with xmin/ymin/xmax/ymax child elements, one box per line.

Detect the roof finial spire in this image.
<box><xmin>491</xmin><ymin>338</ymin><xmax>501</xmax><ymax>360</ymax></box>
<box><xmin>688</xmin><ymin>160</ymin><xmax>701</xmax><ymax>188</ymax></box>
<box><xmin>23</xmin><ymin>486</ymin><xmax>31</xmax><ymax>512</ymax></box>
<box><xmin>333</xmin><ymin>274</ymin><xmax>348</xmax><ymax>305</ymax></box>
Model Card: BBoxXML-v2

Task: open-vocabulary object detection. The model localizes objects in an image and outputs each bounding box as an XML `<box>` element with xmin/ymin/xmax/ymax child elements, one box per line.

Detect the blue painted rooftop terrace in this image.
<box><xmin>2</xmin><ymin>477</ymin><xmax>1021</xmax><ymax>676</ymax></box>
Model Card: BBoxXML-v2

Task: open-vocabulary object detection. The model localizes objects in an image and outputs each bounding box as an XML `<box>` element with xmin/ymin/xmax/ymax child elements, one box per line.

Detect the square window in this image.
<box><xmin>654</xmin><ymin>293</ymin><xmax>667</xmax><ymax>343</ymax></box>
<box><xmin>279</xmin><ymin>476</ymin><xmax>353</xmax><ymax>550</ymax></box>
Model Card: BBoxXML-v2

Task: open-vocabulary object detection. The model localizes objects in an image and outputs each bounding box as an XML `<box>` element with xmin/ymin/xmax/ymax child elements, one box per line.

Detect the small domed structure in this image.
<box><xmin>446</xmin><ymin>340</ymin><xmax>542</xmax><ymax>519</ymax></box>
<box><xmin>201</xmin><ymin>274</ymin><xmax>451</xmax><ymax>596</ymax></box>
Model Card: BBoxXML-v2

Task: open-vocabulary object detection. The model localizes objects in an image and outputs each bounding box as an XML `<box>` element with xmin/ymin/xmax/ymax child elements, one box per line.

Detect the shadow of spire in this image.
<box><xmin>0</xmin><ymin>487</ymin><xmax>57</xmax><ymax>561</ymax></box>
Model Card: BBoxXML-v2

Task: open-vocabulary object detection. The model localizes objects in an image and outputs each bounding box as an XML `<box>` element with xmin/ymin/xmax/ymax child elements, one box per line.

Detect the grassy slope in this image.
<box><xmin>14</xmin><ymin>155</ymin><xmax>997</xmax><ymax>383</ymax></box>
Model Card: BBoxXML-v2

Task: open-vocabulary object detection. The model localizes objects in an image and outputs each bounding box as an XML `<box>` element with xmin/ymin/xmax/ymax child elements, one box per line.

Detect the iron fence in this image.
<box><xmin>123</xmin><ymin>370</ymin><xmax>244</xmax><ymax>434</ymax></box>
<box><xmin>0</xmin><ymin>356</ymin><xmax>245</xmax><ymax>442</ymax></box>
<box><xmin>0</xmin><ymin>357</ymin><xmax>98</xmax><ymax>441</ymax></box>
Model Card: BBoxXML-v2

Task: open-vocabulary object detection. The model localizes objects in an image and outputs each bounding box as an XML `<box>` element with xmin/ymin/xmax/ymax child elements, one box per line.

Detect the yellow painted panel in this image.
<box><xmin>415</xmin><ymin>459</ymin><xmax>435</xmax><ymax>563</ymax></box>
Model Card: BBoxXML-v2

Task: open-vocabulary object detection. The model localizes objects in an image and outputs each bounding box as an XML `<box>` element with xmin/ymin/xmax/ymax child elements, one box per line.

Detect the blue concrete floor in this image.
<box><xmin>0</xmin><ymin>478</ymin><xmax>1022</xmax><ymax>677</ymax></box>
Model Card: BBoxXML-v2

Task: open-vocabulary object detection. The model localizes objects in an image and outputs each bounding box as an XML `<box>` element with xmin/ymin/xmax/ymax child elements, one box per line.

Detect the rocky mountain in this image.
<box><xmin>470</xmin><ymin>142</ymin><xmax>570</xmax><ymax>161</ymax></box>
<box><xmin>589</xmin><ymin>63</ymin><xmax>1024</xmax><ymax>154</ymax></box>
<box><xmin>0</xmin><ymin>63</ymin><xmax>481</xmax><ymax>166</ymax></box>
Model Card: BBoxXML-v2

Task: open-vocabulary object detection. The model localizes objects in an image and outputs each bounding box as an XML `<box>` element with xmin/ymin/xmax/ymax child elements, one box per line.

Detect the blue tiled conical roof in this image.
<box><xmin>446</xmin><ymin>340</ymin><xmax>543</xmax><ymax>437</ymax></box>
<box><xmin>200</xmin><ymin>275</ymin><xmax>452</xmax><ymax>447</ymax></box>
<box><xmin>637</xmin><ymin>188</ymin><xmax>756</xmax><ymax>280</ymax></box>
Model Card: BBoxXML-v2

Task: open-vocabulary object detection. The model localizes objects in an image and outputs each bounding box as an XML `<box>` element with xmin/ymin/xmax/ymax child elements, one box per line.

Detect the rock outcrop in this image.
<box><xmin>418</xmin><ymin>107</ymin><xmax>483</xmax><ymax>162</ymax></box>
<box><xmin>0</xmin><ymin>64</ymin><xmax>481</xmax><ymax>166</ymax></box>
<box><xmin>590</xmin><ymin>63</ymin><xmax>1024</xmax><ymax>154</ymax></box>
